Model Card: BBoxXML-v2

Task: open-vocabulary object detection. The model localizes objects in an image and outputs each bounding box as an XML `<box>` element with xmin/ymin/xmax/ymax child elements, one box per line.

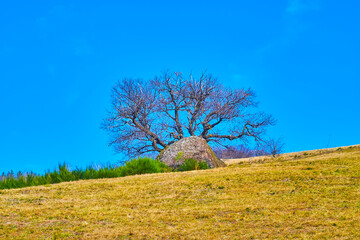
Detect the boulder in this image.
<box><xmin>157</xmin><ymin>136</ymin><xmax>226</xmax><ymax>168</ymax></box>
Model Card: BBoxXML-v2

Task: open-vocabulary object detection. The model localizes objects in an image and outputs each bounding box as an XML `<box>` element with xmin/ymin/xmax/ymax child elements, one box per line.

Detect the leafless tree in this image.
<box><xmin>261</xmin><ymin>138</ymin><xmax>284</xmax><ymax>157</ymax></box>
<box><xmin>102</xmin><ymin>71</ymin><xmax>276</xmax><ymax>157</ymax></box>
<box><xmin>213</xmin><ymin>145</ymin><xmax>255</xmax><ymax>159</ymax></box>
<box><xmin>213</xmin><ymin>138</ymin><xmax>284</xmax><ymax>159</ymax></box>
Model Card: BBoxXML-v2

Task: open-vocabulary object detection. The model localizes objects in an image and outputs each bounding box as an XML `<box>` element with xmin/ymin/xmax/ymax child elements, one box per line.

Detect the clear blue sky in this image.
<box><xmin>1</xmin><ymin>1</ymin><xmax>359</xmax><ymax>174</ymax></box>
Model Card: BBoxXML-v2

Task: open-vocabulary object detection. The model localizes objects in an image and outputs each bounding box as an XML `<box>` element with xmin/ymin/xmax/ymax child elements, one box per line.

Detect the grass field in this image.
<box><xmin>0</xmin><ymin>145</ymin><xmax>359</xmax><ymax>239</ymax></box>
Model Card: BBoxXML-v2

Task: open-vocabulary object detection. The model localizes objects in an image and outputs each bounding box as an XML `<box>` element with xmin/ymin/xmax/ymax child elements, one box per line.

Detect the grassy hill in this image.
<box><xmin>1</xmin><ymin>145</ymin><xmax>359</xmax><ymax>239</ymax></box>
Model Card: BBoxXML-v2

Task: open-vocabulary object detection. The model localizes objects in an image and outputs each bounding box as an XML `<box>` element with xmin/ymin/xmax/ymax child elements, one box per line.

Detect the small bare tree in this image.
<box><xmin>102</xmin><ymin>71</ymin><xmax>276</xmax><ymax>157</ymax></box>
<box><xmin>262</xmin><ymin>138</ymin><xmax>284</xmax><ymax>157</ymax></box>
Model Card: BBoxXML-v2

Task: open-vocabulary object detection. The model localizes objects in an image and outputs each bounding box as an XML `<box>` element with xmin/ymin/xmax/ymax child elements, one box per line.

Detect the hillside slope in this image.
<box><xmin>1</xmin><ymin>145</ymin><xmax>359</xmax><ymax>239</ymax></box>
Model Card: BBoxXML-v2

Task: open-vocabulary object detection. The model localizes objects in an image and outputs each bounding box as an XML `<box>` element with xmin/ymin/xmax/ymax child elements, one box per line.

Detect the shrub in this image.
<box><xmin>0</xmin><ymin>158</ymin><xmax>171</xmax><ymax>190</ymax></box>
<box><xmin>179</xmin><ymin>158</ymin><xmax>210</xmax><ymax>171</ymax></box>
<box><xmin>0</xmin><ymin>163</ymin><xmax>125</xmax><ymax>190</ymax></box>
<box><xmin>121</xmin><ymin>157</ymin><xmax>170</xmax><ymax>176</ymax></box>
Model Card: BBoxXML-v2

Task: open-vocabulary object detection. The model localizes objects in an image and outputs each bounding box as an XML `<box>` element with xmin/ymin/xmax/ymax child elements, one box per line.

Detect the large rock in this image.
<box><xmin>157</xmin><ymin>136</ymin><xmax>226</xmax><ymax>168</ymax></box>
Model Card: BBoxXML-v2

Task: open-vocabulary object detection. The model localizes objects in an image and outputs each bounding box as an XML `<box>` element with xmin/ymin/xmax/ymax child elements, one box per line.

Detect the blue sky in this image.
<box><xmin>1</xmin><ymin>0</ymin><xmax>359</xmax><ymax>173</ymax></box>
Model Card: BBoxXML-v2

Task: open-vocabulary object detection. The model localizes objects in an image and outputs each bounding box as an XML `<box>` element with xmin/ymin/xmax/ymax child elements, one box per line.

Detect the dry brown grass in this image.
<box><xmin>1</xmin><ymin>145</ymin><xmax>360</xmax><ymax>239</ymax></box>
<box><xmin>223</xmin><ymin>144</ymin><xmax>360</xmax><ymax>165</ymax></box>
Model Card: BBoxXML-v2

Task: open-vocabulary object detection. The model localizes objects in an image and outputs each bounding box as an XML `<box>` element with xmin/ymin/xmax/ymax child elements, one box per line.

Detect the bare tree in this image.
<box><xmin>213</xmin><ymin>145</ymin><xmax>255</xmax><ymax>159</ymax></box>
<box><xmin>213</xmin><ymin>138</ymin><xmax>284</xmax><ymax>159</ymax></box>
<box><xmin>259</xmin><ymin>138</ymin><xmax>284</xmax><ymax>157</ymax></box>
<box><xmin>102</xmin><ymin>71</ymin><xmax>276</xmax><ymax>157</ymax></box>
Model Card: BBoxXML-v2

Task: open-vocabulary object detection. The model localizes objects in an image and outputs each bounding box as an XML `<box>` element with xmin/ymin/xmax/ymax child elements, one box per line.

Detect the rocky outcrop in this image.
<box><xmin>157</xmin><ymin>136</ymin><xmax>226</xmax><ymax>168</ymax></box>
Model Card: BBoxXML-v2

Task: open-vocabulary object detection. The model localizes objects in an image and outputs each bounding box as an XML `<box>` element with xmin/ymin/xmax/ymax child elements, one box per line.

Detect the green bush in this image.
<box><xmin>179</xmin><ymin>158</ymin><xmax>210</xmax><ymax>171</ymax></box>
<box><xmin>121</xmin><ymin>157</ymin><xmax>170</xmax><ymax>176</ymax></box>
<box><xmin>0</xmin><ymin>158</ymin><xmax>172</xmax><ymax>190</ymax></box>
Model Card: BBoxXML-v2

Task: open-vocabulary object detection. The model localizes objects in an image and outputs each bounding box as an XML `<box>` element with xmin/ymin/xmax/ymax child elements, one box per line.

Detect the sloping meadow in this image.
<box><xmin>0</xmin><ymin>146</ymin><xmax>359</xmax><ymax>239</ymax></box>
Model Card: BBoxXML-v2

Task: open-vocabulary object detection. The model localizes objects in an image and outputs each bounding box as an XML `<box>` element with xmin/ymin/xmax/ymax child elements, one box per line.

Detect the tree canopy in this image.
<box><xmin>102</xmin><ymin>71</ymin><xmax>275</xmax><ymax>157</ymax></box>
